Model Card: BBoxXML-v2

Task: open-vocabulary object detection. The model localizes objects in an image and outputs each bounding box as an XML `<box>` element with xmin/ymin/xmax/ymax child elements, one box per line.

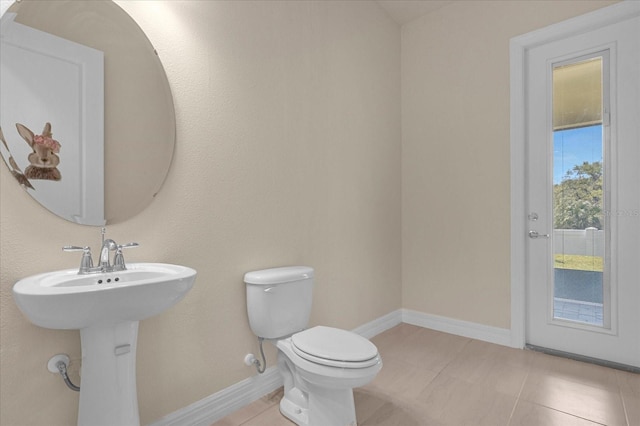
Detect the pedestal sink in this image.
<box><xmin>13</xmin><ymin>263</ymin><xmax>197</xmax><ymax>426</ymax></box>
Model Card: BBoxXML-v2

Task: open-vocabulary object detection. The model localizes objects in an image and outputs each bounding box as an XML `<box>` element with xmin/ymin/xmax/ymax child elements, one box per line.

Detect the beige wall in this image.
<box><xmin>402</xmin><ymin>0</ymin><xmax>617</xmax><ymax>329</ymax></box>
<box><xmin>0</xmin><ymin>1</ymin><xmax>400</xmax><ymax>424</ymax></box>
<box><xmin>0</xmin><ymin>0</ymin><xmax>620</xmax><ymax>425</ymax></box>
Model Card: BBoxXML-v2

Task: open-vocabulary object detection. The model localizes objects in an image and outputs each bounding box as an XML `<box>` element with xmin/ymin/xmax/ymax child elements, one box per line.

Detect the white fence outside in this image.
<box><xmin>554</xmin><ymin>228</ymin><xmax>604</xmax><ymax>257</ymax></box>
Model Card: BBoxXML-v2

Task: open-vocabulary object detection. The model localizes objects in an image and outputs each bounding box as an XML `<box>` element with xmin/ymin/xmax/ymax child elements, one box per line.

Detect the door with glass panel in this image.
<box><xmin>525</xmin><ymin>15</ymin><xmax>639</xmax><ymax>368</ymax></box>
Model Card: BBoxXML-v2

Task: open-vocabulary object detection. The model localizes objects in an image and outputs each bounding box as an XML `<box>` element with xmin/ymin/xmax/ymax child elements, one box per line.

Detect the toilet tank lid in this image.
<box><xmin>244</xmin><ymin>266</ymin><xmax>314</xmax><ymax>285</ymax></box>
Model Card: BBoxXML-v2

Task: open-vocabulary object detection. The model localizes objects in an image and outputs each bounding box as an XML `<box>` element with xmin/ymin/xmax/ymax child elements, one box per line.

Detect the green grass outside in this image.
<box><xmin>554</xmin><ymin>254</ymin><xmax>603</xmax><ymax>272</ymax></box>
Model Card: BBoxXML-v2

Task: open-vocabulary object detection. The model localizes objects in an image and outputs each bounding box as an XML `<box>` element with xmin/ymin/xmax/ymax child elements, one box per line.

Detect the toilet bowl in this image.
<box><xmin>244</xmin><ymin>267</ymin><xmax>382</xmax><ymax>426</ymax></box>
<box><xmin>275</xmin><ymin>327</ymin><xmax>382</xmax><ymax>426</ymax></box>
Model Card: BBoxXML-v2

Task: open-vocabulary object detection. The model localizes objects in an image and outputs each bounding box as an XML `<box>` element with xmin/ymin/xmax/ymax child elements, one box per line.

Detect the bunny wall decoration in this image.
<box><xmin>16</xmin><ymin>122</ymin><xmax>62</xmax><ymax>181</ymax></box>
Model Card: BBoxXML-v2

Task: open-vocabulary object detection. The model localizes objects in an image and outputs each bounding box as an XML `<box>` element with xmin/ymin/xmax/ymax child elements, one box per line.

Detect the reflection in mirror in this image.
<box><xmin>0</xmin><ymin>0</ymin><xmax>175</xmax><ymax>225</ymax></box>
<box><xmin>1</xmin><ymin>11</ymin><xmax>105</xmax><ymax>224</ymax></box>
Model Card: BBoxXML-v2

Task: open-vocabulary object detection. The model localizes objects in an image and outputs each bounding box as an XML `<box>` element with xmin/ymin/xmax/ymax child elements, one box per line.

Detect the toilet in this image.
<box><xmin>244</xmin><ymin>266</ymin><xmax>382</xmax><ymax>426</ymax></box>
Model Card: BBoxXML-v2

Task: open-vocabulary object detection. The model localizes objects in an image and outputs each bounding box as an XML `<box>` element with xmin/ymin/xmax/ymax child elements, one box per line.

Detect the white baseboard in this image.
<box><xmin>151</xmin><ymin>309</ymin><xmax>512</xmax><ymax>426</ymax></box>
<box><xmin>149</xmin><ymin>366</ymin><xmax>282</xmax><ymax>426</ymax></box>
<box><xmin>401</xmin><ymin>308</ymin><xmax>513</xmax><ymax>347</ymax></box>
<box><xmin>351</xmin><ymin>309</ymin><xmax>403</xmax><ymax>339</ymax></box>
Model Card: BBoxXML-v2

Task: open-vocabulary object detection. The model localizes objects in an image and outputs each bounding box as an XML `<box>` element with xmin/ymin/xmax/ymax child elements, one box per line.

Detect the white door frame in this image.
<box><xmin>509</xmin><ymin>1</ymin><xmax>640</xmax><ymax>349</ymax></box>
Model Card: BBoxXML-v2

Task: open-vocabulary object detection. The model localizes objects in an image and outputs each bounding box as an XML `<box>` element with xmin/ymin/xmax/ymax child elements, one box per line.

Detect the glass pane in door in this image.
<box><xmin>552</xmin><ymin>55</ymin><xmax>607</xmax><ymax>327</ymax></box>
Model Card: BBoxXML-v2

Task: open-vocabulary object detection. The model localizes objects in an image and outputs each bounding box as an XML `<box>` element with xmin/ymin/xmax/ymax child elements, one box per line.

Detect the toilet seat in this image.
<box><xmin>291</xmin><ymin>326</ymin><xmax>379</xmax><ymax>369</ymax></box>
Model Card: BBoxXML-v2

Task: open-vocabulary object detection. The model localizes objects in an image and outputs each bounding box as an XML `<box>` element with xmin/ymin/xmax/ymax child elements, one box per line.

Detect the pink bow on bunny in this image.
<box><xmin>33</xmin><ymin>134</ymin><xmax>61</xmax><ymax>153</ymax></box>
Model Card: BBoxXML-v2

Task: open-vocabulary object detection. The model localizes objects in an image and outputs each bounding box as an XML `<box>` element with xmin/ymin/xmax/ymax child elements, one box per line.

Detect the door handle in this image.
<box><xmin>529</xmin><ymin>230</ymin><xmax>550</xmax><ymax>239</ymax></box>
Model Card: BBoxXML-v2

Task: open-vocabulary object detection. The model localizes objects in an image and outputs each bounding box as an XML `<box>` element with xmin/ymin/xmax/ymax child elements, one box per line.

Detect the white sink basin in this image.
<box><xmin>13</xmin><ymin>262</ymin><xmax>196</xmax><ymax>329</ymax></box>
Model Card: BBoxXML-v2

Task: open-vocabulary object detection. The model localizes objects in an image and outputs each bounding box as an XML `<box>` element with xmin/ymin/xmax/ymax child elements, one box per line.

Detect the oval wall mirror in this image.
<box><xmin>0</xmin><ymin>0</ymin><xmax>175</xmax><ymax>225</ymax></box>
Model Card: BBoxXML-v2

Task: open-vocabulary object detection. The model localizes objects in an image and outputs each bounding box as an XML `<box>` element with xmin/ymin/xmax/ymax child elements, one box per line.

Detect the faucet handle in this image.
<box><xmin>118</xmin><ymin>242</ymin><xmax>140</xmax><ymax>250</ymax></box>
<box><xmin>63</xmin><ymin>245</ymin><xmax>89</xmax><ymax>251</ymax></box>
<box><xmin>63</xmin><ymin>245</ymin><xmax>92</xmax><ymax>259</ymax></box>
<box><xmin>63</xmin><ymin>246</ymin><xmax>94</xmax><ymax>273</ymax></box>
<box><xmin>113</xmin><ymin>243</ymin><xmax>139</xmax><ymax>270</ymax></box>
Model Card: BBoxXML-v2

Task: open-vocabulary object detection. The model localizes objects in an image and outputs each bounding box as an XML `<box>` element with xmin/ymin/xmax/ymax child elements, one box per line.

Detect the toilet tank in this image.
<box><xmin>244</xmin><ymin>266</ymin><xmax>314</xmax><ymax>339</ymax></box>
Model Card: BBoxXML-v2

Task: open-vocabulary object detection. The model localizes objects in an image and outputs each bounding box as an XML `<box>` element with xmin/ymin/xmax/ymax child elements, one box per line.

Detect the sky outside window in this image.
<box><xmin>553</xmin><ymin>124</ymin><xmax>602</xmax><ymax>184</ymax></box>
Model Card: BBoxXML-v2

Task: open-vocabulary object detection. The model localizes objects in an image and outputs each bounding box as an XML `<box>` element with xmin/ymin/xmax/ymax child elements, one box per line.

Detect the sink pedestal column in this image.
<box><xmin>78</xmin><ymin>321</ymin><xmax>140</xmax><ymax>426</ymax></box>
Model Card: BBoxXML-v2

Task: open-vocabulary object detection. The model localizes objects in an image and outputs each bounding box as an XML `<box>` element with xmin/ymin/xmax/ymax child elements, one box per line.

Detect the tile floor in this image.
<box><xmin>213</xmin><ymin>323</ymin><xmax>639</xmax><ymax>426</ymax></box>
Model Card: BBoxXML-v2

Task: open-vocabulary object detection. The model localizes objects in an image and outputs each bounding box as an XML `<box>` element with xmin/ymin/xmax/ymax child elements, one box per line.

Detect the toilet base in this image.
<box><xmin>280</xmin><ymin>396</ymin><xmax>308</xmax><ymax>425</ymax></box>
<box><xmin>280</xmin><ymin>385</ymin><xmax>356</xmax><ymax>426</ymax></box>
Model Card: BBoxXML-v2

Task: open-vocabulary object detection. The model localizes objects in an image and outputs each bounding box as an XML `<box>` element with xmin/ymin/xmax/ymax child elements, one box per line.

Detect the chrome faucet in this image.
<box><xmin>99</xmin><ymin>239</ymin><xmax>118</xmax><ymax>270</ymax></box>
<box><xmin>63</xmin><ymin>228</ymin><xmax>139</xmax><ymax>275</ymax></box>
